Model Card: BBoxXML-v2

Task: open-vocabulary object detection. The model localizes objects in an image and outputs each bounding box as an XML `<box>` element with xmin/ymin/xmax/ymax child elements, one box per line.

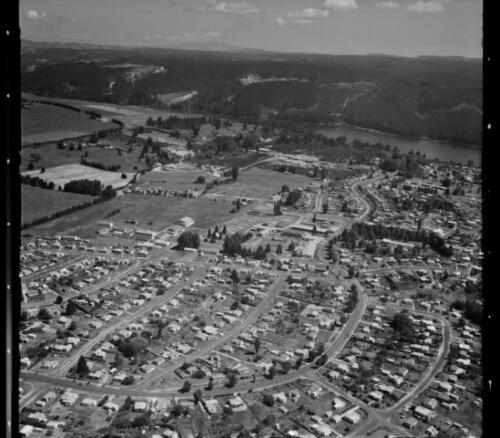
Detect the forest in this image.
<box><xmin>21</xmin><ymin>41</ymin><xmax>482</xmax><ymax>145</ymax></box>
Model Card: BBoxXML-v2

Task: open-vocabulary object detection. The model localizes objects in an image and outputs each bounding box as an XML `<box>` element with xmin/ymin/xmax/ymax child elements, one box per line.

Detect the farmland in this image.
<box><xmin>22</xmin><ymin>136</ymin><xmax>149</xmax><ymax>172</ymax></box>
<box><xmin>22</xmin><ymin>164</ymin><xmax>133</xmax><ymax>189</ymax></box>
<box><xmin>21</xmin><ymin>185</ymin><xmax>96</xmax><ymax>226</ymax></box>
<box><xmin>22</xmin><ymin>102</ymin><xmax>117</xmax><ymax>145</ymax></box>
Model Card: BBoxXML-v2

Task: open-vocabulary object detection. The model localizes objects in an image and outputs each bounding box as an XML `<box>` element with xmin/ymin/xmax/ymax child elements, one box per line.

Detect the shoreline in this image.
<box><xmin>317</xmin><ymin>121</ymin><xmax>482</xmax><ymax>150</ymax></box>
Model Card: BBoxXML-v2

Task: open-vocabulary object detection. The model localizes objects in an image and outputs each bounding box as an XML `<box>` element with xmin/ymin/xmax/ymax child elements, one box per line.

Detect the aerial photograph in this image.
<box><xmin>16</xmin><ymin>1</ymin><xmax>483</xmax><ymax>437</ymax></box>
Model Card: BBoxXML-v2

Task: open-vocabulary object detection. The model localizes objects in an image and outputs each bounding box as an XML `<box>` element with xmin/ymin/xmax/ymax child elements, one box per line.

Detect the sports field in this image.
<box><xmin>110</xmin><ymin>194</ymin><xmax>233</xmax><ymax>231</ymax></box>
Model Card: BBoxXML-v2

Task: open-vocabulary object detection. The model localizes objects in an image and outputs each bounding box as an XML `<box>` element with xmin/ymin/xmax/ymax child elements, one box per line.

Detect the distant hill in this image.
<box><xmin>21</xmin><ymin>41</ymin><xmax>482</xmax><ymax>145</ymax></box>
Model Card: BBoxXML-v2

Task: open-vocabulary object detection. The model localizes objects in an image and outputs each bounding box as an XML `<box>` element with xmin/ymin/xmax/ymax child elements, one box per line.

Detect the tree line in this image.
<box><xmin>22</xmin><ymin>196</ymin><xmax>110</xmax><ymax>230</ymax></box>
<box><xmin>333</xmin><ymin>222</ymin><xmax>453</xmax><ymax>257</ymax></box>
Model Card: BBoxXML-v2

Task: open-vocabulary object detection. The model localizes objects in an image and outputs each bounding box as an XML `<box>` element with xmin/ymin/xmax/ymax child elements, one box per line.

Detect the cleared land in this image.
<box><xmin>21</xmin><ymin>185</ymin><xmax>96</xmax><ymax>226</ymax></box>
<box><xmin>22</xmin><ymin>164</ymin><xmax>133</xmax><ymax>189</ymax></box>
<box><xmin>22</xmin><ymin>103</ymin><xmax>117</xmax><ymax>144</ymax></box>
<box><xmin>207</xmin><ymin>166</ymin><xmax>311</xmax><ymax>199</ymax></box>
<box><xmin>23</xmin><ymin>95</ymin><xmax>201</xmax><ymax>126</ymax></box>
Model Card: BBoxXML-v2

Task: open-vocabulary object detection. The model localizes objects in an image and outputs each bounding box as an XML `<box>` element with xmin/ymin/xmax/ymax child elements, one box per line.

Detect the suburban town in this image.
<box><xmin>18</xmin><ymin>98</ymin><xmax>482</xmax><ymax>438</ymax></box>
<box><xmin>15</xmin><ymin>2</ymin><xmax>484</xmax><ymax>436</ymax></box>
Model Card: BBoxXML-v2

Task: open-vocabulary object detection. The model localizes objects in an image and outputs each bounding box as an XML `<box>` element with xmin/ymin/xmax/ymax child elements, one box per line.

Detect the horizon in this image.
<box><xmin>20</xmin><ymin>0</ymin><xmax>482</xmax><ymax>58</ymax></box>
<box><xmin>21</xmin><ymin>37</ymin><xmax>483</xmax><ymax>61</ymax></box>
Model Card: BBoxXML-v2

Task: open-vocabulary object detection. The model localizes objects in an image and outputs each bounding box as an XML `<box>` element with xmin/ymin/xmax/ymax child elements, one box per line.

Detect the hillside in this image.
<box><xmin>21</xmin><ymin>41</ymin><xmax>482</xmax><ymax>145</ymax></box>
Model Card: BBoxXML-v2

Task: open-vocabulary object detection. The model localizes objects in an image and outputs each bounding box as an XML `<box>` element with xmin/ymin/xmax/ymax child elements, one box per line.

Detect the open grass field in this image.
<box><xmin>110</xmin><ymin>194</ymin><xmax>234</xmax><ymax>231</ymax></box>
<box><xmin>22</xmin><ymin>164</ymin><xmax>133</xmax><ymax>189</ymax></box>
<box><xmin>22</xmin><ymin>102</ymin><xmax>117</xmax><ymax>144</ymax></box>
<box><xmin>138</xmin><ymin>168</ymin><xmax>215</xmax><ymax>191</ymax></box>
<box><xmin>21</xmin><ymin>185</ymin><xmax>96</xmax><ymax>226</ymax></box>
<box><xmin>23</xmin><ymin>192</ymin><xmax>235</xmax><ymax>238</ymax></box>
<box><xmin>207</xmin><ymin>166</ymin><xmax>311</xmax><ymax>199</ymax></box>
<box><xmin>22</xmin><ymin>136</ymin><xmax>149</xmax><ymax>172</ymax></box>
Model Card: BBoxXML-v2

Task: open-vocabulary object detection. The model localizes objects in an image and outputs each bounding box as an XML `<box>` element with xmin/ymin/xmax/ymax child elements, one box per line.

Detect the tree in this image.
<box><xmin>282</xmin><ymin>361</ymin><xmax>291</xmax><ymax>374</ymax></box>
<box><xmin>273</xmin><ymin>201</ymin><xmax>282</xmax><ymax>216</ymax></box>
<box><xmin>295</xmin><ymin>357</ymin><xmax>303</xmax><ymax>369</ymax></box>
<box><xmin>123</xmin><ymin>396</ymin><xmax>134</xmax><ymax>411</ymax></box>
<box><xmin>196</xmin><ymin>175</ymin><xmax>206</xmax><ymax>184</ymax></box>
<box><xmin>68</xmin><ymin>321</ymin><xmax>77</xmax><ymax>331</ymax></box>
<box><xmin>276</xmin><ymin>244</ymin><xmax>283</xmax><ymax>255</ymax></box>
<box><xmin>287</xmin><ymin>188</ymin><xmax>302</xmax><ymax>206</ymax></box>
<box><xmin>265</xmin><ymin>243</ymin><xmax>272</xmax><ymax>254</ymax></box>
<box><xmin>281</xmin><ymin>185</ymin><xmax>290</xmax><ymax>193</ymax></box>
<box><xmin>322</xmin><ymin>203</ymin><xmax>329</xmax><ymax>214</ymax></box>
<box><xmin>262</xmin><ymin>394</ymin><xmax>275</xmax><ymax>407</ymax></box>
<box><xmin>180</xmin><ymin>380</ymin><xmax>192</xmax><ymax>393</ymax></box>
<box><xmin>390</xmin><ymin>312</ymin><xmax>415</xmax><ymax>341</ymax></box>
<box><xmin>254</xmin><ymin>337</ymin><xmax>261</xmax><ymax>354</ymax></box>
<box><xmin>76</xmin><ymin>356</ymin><xmax>89</xmax><ymax>377</ymax></box>
<box><xmin>193</xmin><ymin>389</ymin><xmax>202</xmax><ymax>404</ymax></box>
<box><xmin>232</xmin><ymin>166</ymin><xmax>239</xmax><ymax>181</ymax></box>
<box><xmin>231</xmin><ymin>269</ymin><xmax>239</xmax><ymax>284</ymax></box>
<box><xmin>268</xmin><ymin>365</ymin><xmax>276</xmax><ymax>380</ymax></box>
<box><xmin>122</xmin><ymin>375</ymin><xmax>134</xmax><ymax>385</ymax></box>
<box><xmin>38</xmin><ymin>308</ymin><xmax>51</xmax><ymax>322</ymax></box>
<box><xmin>113</xmin><ymin>353</ymin><xmax>124</xmax><ymax>368</ymax></box>
<box><xmin>65</xmin><ymin>301</ymin><xmax>78</xmax><ymax>316</ymax></box>
<box><xmin>206</xmin><ymin>377</ymin><xmax>214</xmax><ymax>391</ymax></box>
<box><xmin>55</xmin><ymin>296</ymin><xmax>63</xmax><ymax>304</ymax></box>
<box><xmin>227</xmin><ymin>374</ymin><xmax>238</xmax><ymax>388</ymax></box>
<box><xmin>316</xmin><ymin>354</ymin><xmax>328</xmax><ymax>367</ymax></box>
<box><xmin>177</xmin><ymin>231</ymin><xmax>200</xmax><ymax>249</ymax></box>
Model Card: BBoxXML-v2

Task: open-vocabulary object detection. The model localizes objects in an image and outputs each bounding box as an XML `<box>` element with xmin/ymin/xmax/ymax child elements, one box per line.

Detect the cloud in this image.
<box><xmin>275</xmin><ymin>17</ymin><xmax>287</xmax><ymax>26</ymax></box>
<box><xmin>276</xmin><ymin>8</ymin><xmax>330</xmax><ymax>26</ymax></box>
<box><xmin>323</xmin><ymin>0</ymin><xmax>358</xmax><ymax>11</ymax></box>
<box><xmin>206</xmin><ymin>2</ymin><xmax>259</xmax><ymax>14</ymax></box>
<box><xmin>376</xmin><ymin>1</ymin><xmax>400</xmax><ymax>8</ymax></box>
<box><xmin>408</xmin><ymin>1</ymin><xmax>447</xmax><ymax>12</ymax></box>
<box><xmin>26</xmin><ymin>10</ymin><xmax>47</xmax><ymax>20</ymax></box>
<box><xmin>288</xmin><ymin>8</ymin><xmax>329</xmax><ymax>20</ymax></box>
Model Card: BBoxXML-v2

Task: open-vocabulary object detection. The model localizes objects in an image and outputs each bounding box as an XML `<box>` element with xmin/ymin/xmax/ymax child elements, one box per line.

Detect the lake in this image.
<box><xmin>316</xmin><ymin>124</ymin><xmax>482</xmax><ymax>166</ymax></box>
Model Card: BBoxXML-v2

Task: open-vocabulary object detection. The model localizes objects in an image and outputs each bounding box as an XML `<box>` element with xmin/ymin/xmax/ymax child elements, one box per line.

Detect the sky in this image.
<box><xmin>20</xmin><ymin>0</ymin><xmax>482</xmax><ymax>57</ymax></box>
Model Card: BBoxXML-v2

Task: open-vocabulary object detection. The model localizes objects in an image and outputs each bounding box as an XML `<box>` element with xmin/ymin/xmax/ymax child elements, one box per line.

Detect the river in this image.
<box><xmin>316</xmin><ymin>124</ymin><xmax>482</xmax><ymax>166</ymax></box>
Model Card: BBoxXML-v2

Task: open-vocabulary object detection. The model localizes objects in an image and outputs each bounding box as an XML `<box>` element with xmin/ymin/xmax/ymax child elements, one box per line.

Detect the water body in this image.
<box><xmin>316</xmin><ymin>124</ymin><xmax>482</xmax><ymax>166</ymax></box>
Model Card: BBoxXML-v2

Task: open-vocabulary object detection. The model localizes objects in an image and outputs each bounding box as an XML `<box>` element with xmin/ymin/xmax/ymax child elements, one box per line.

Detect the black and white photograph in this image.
<box><xmin>7</xmin><ymin>0</ymin><xmax>489</xmax><ymax>437</ymax></box>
